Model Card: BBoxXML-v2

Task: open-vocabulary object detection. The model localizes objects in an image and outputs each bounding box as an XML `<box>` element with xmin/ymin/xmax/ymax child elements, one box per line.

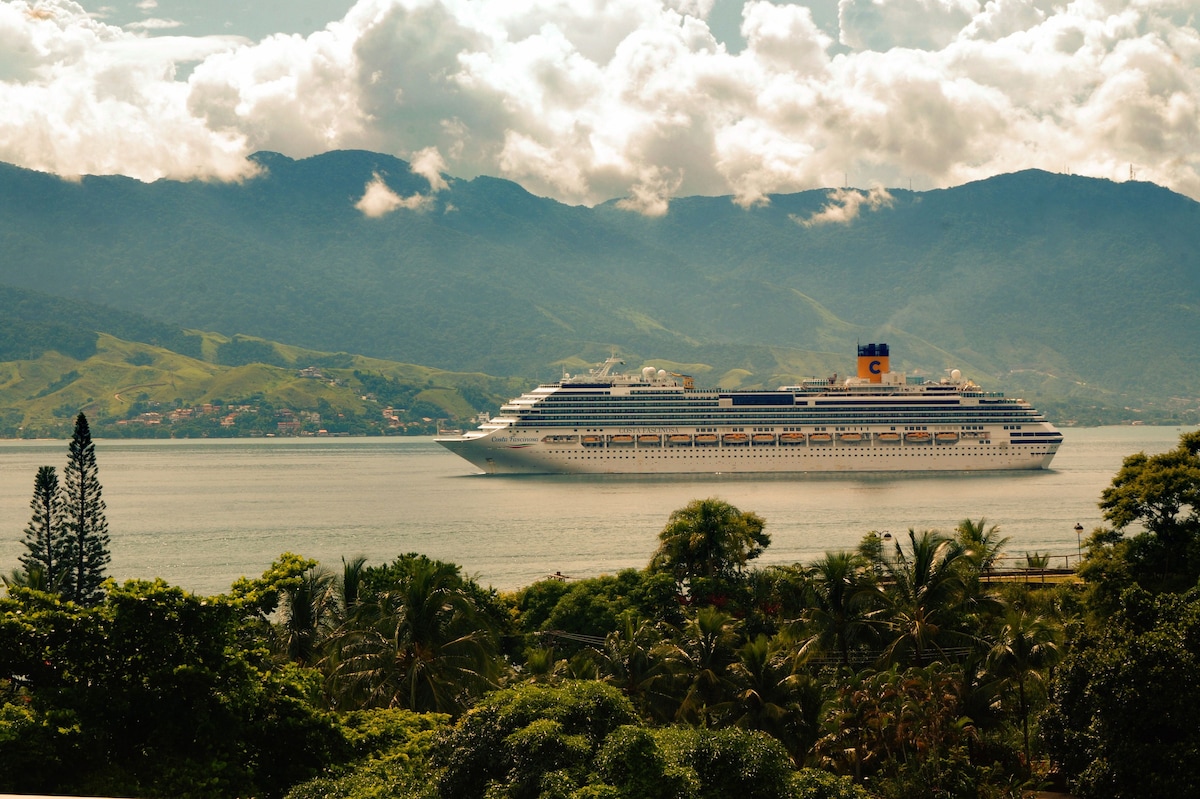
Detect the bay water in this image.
<box><xmin>0</xmin><ymin>426</ymin><xmax>1185</xmax><ymax>596</ymax></box>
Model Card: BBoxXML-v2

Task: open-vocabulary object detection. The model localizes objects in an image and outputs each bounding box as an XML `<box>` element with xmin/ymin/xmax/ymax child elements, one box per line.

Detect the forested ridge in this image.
<box><xmin>5</xmin><ymin>433</ymin><xmax>1200</xmax><ymax>798</ymax></box>
<box><xmin>0</xmin><ymin>285</ymin><xmax>527</xmax><ymax>437</ymax></box>
<box><xmin>2</xmin><ymin>153</ymin><xmax>1198</xmax><ymax>423</ymax></box>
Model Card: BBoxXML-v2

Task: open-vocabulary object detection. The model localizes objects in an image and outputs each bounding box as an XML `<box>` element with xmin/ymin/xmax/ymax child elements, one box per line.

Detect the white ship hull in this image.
<box><xmin>438</xmin><ymin>429</ymin><xmax>1058</xmax><ymax>475</ymax></box>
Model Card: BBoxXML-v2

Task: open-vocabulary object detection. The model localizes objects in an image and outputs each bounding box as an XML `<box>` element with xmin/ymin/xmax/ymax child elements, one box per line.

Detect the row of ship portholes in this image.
<box><xmin>550</xmin><ymin>436</ymin><xmax>984</xmax><ymax>449</ymax></box>
<box><xmin>553</xmin><ymin>449</ymin><xmax>1045</xmax><ymax>459</ymax></box>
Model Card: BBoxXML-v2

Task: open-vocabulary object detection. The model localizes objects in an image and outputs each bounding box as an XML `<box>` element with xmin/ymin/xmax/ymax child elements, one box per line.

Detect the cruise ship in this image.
<box><xmin>435</xmin><ymin>344</ymin><xmax>1063</xmax><ymax>475</ymax></box>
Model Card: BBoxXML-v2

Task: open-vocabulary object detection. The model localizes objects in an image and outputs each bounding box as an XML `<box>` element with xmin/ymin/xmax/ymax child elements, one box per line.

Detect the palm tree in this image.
<box><xmin>649</xmin><ymin>499</ymin><xmax>769</xmax><ymax>589</ymax></box>
<box><xmin>521</xmin><ymin>647</ymin><xmax>569</xmax><ymax>684</ymax></box>
<box><xmin>658</xmin><ymin>606</ymin><xmax>740</xmax><ymax>726</ymax></box>
<box><xmin>726</xmin><ymin>632</ymin><xmax>823</xmax><ymax>765</ymax></box>
<box><xmin>798</xmin><ymin>551</ymin><xmax>880</xmax><ymax>668</ymax></box>
<box><xmin>985</xmin><ymin>608</ymin><xmax>1063</xmax><ymax>770</ymax></box>
<box><xmin>324</xmin><ymin>558</ymin><xmax>500</xmax><ymax>715</ymax></box>
<box><xmin>598</xmin><ymin>612</ymin><xmax>671</xmax><ymax>720</ymax></box>
<box><xmin>3</xmin><ymin>564</ymin><xmax>50</xmax><ymax>592</ymax></box>
<box><xmin>955</xmin><ymin>517</ymin><xmax>1010</xmax><ymax>579</ymax></box>
<box><xmin>337</xmin><ymin>555</ymin><xmax>368</xmax><ymax>622</ymax></box>
<box><xmin>878</xmin><ymin>529</ymin><xmax>972</xmax><ymax>666</ymax></box>
<box><xmin>277</xmin><ymin>565</ymin><xmax>337</xmax><ymax>665</ymax></box>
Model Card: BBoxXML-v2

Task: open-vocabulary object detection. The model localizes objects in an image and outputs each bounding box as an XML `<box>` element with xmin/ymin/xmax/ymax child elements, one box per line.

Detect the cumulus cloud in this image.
<box><xmin>354</xmin><ymin>149</ymin><xmax>448</xmax><ymax>217</ymax></box>
<box><xmin>410</xmin><ymin>145</ymin><xmax>448</xmax><ymax>192</ymax></box>
<box><xmin>355</xmin><ymin>170</ymin><xmax>432</xmax><ymax>216</ymax></box>
<box><xmin>794</xmin><ymin>185</ymin><xmax>895</xmax><ymax>227</ymax></box>
<box><xmin>1</xmin><ymin>0</ymin><xmax>1199</xmax><ymax>209</ymax></box>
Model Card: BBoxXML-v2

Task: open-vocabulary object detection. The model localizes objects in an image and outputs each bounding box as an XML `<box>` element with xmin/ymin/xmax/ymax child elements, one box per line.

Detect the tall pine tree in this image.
<box><xmin>19</xmin><ymin>465</ymin><xmax>65</xmax><ymax>590</ymax></box>
<box><xmin>61</xmin><ymin>412</ymin><xmax>110</xmax><ymax>604</ymax></box>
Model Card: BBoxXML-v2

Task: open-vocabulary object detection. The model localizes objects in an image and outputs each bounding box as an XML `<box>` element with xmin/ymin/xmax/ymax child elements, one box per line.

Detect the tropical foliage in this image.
<box><xmin>8</xmin><ymin>434</ymin><xmax>1200</xmax><ymax>797</ymax></box>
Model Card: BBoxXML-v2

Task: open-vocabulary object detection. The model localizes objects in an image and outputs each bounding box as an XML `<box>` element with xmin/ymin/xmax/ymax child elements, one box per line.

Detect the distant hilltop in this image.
<box><xmin>1</xmin><ymin>154</ymin><xmax>1198</xmax><ymax>427</ymax></box>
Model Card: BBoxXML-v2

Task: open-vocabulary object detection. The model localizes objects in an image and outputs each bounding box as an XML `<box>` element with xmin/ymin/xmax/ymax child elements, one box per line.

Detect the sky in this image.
<box><xmin>2</xmin><ymin>0</ymin><xmax>1198</xmax><ymax>213</ymax></box>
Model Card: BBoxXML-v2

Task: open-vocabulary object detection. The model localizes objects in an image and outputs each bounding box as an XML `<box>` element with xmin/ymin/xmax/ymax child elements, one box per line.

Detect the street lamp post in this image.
<box><xmin>1075</xmin><ymin>522</ymin><xmax>1084</xmax><ymax>566</ymax></box>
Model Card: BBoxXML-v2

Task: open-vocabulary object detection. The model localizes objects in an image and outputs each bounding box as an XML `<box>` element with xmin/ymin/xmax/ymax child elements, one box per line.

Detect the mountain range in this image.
<box><xmin>1</xmin><ymin>151</ymin><xmax>1198</xmax><ymax>429</ymax></box>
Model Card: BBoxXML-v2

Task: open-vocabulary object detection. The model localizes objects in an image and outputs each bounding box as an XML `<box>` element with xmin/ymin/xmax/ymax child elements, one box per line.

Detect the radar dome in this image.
<box><xmin>657</xmin><ymin>369</ymin><xmax>667</xmax><ymax>379</ymax></box>
<box><xmin>950</xmin><ymin>369</ymin><xmax>962</xmax><ymax>381</ymax></box>
<box><xmin>642</xmin><ymin>366</ymin><xmax>656</xmax><ymax>379</ymax></box>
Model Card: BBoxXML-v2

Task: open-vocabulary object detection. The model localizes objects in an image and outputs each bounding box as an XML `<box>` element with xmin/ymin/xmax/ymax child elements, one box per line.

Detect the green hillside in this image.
<box><xmin>1</xmin><ymin>154</ymin><xmax>1198</xmax><ymax>425</ymax></box>
<box><xmin>0</xmin><ymin>319</ymin><xmax>525</xmax><ymax>439</ymax></box>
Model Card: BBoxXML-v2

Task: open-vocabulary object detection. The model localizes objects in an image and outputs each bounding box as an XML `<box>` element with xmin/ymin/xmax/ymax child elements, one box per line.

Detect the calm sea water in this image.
<box><xmin>0</xmin><ymin>427</ymin><xmax>1185</xmax><ymax>596</ymax></box>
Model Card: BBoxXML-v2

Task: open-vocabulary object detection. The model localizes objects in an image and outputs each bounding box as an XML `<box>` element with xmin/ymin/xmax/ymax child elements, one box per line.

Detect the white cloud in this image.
<box><xmin>0</xmin><ymin>0</ymin><xmax>1198</xmax><ymax>208</ymax></box>
<box><xmin>135</xmin><ymin>0</ymin><xmax>158</xmax><ymax>10</ymax></box>
<box><xmin>125</xmin><ymin>18</ymin><xmax>181</xmax><ymax>32</ymax></box>
<box><xmin>794</xmin><ymin>185</ymin><xmax>895</xmax><ymax>226</ymax></box>
<box><xmin>354</xmin><ymin>170</ymin><xmax>433</xmax><ymax>216</ymax></box>
<box><xmin>410</xmin><ymin>145</ymin><xmax>448</xmax><ymax>192</ymax></box>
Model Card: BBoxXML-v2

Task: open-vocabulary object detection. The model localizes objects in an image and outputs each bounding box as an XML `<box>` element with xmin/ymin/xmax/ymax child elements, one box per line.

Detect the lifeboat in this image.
<box><xmin>694</xmin><ymin>433</ymin><xmax>719</xmax><ymax>445</ymax></box>
<box><xmin>905</xmin><ymin>431</ymin><xmax>932</xmax><ymax>444</ymax></box>
<box><xmin>838</xmin><ymin>432</ymin><xmax>863</xmax><ymax>443</ymax></box>
<box><xmin>667</xmin><ymin>434</ymin><xmax>693</xmax><ymax>445</ymax></box>
<box><xmin>608</xmin><ymin>434</ymin><xmax>635</xmax><ymax>445</ymax></box>
<box><xmin>779</xmin><ymin>432</ymin><xmax>806</xmax><ymax>445</ymax></box>
<box><xmin>935</xmin><ymin>432</ymin><xmax>960</xmax><ymax>444</ymax></box>
<box><xmin>877</xmin><ymin>432</ymin><xmax>901</xmax><ymax>443</ymax></box>
<box><xmin>723</xmin><ymin>432</ymin><xmax>750</xmax><ymax>445</ymax></box>
<box><xmin>542</xmin><ymin>434</ymin><xmax>579</xmax><ymax>445</ymax></box>
<box><xmin>809</xmin><ymin>433</ymin><xmax>833</xmax><ymax>444</ymax></box>
<box><xmin>638</xmin><ymin>434</ymin><xmax>662</xmax><ymax>446</ymax></box>
<box><xmin>752</xmin><ymin>433</ymin><xmax>777</xmax><ymax>445</ymax></box>
<box><xmin>581</xmin><ymin>435</ymin><xmax>604</xmax><ymax>447</ymax></box>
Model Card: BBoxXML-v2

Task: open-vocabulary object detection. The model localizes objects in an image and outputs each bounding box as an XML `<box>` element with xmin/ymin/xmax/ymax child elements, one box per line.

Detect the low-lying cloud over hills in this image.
<box><xmin>2</xmin><ymin>0</ymin><xmax>1198</xmax><ymax>212</ymax></box>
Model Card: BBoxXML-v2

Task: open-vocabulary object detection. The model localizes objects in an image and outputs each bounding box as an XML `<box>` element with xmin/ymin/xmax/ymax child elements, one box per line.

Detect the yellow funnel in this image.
<box><xmin>857</xmin><ymin>343</ymin><xmax>889</xmax><ymax>383</ymax></box>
